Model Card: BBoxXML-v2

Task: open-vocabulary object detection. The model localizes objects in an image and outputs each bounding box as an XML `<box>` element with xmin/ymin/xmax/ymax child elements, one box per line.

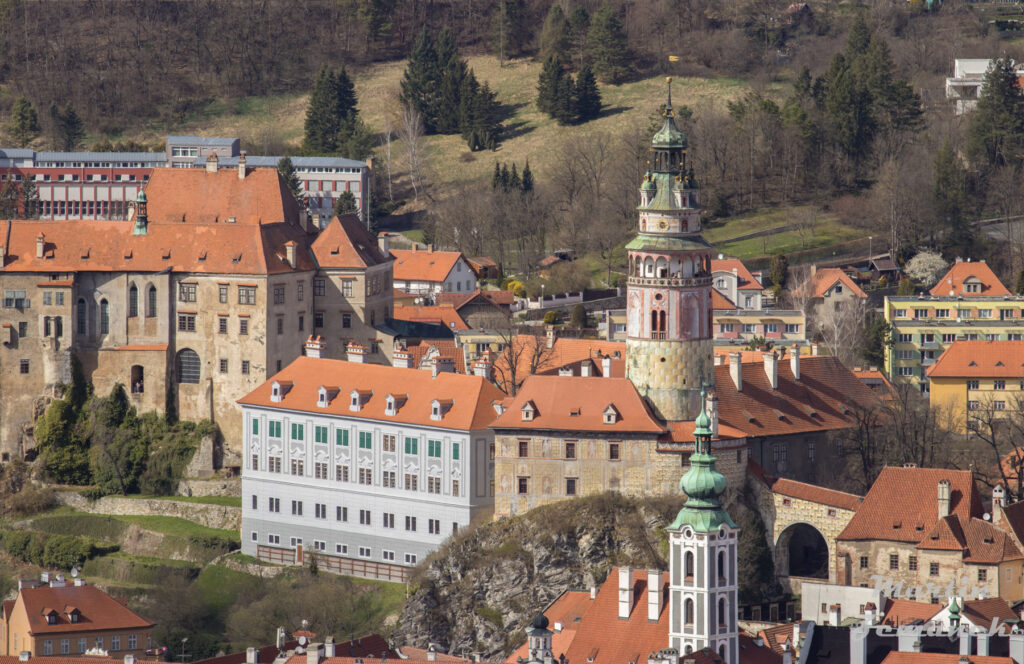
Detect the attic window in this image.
<box><xmin>198</xmin><ymin>250</ymin><xmax>207</xmax><ymax>261</ymax></box>
<box><xmin>350</xmin><ymin>391</ymin><xmax>361</xmax><ymax>412</ymax></box>
<box><xmin>741</xmin><ymin>409</ymin><xmax>755</xmax><ymax>423</ymax></box>
<box><xmin>603</xmin><ymin>405</ymin><xmax>619</xmax><ymax>425</ymax></box>
<box><xmin>123</xmin><ymin>250</ymin><xmax>132</xmax><ymax>260</ymax></box>
<box><xmin>66</xmin><ymin>608</ymin><xmax>79</xmax><ymax>623</ymax></box>
<box><xmin>386</xmin><ymin>396</ymin><xmax>396</xmax><ymax>415</ymax></box>
<box><xmin>80</xmin><ymin>248</ymin><xmax>90</xmax><ymax>259</ymax></box>
<box><xmin>771</xmin><ymin>409</ymin><xmax>785</xmax><ymax>421</ymax></box>
<box><xmin>969</xmin><ymin>361</ymin><xmax>977</xmax><ymax>367</ymax></box>
<box><xmin>43</xmin><ymin>610</ymin><xmax>57</xmax><ymax>625</ymax></box>
<box><xmin>892</xmin><ymin>522</ymin><xmax>902</xmax><ymax>530</ymax></box>
<box><xmin>431</xmin><ymin>403</ymin><xmax>441</xmax><ymax>420</ymax></box>
<box><xmin>317</xmin><ymin>386</ymin><xmax>328</xmax><ymax>408</ymax></box>
<box><xmin>997</xmin><ymin>361</ymin><xmax>1005</xmax><ymax>367</ymax></box>
<box><xmin>271</xmin><ymin>381</ymin><xmax>282</xmax><ymax>403</ymax></box>
<box><xmin>570</xmin><ymin>408</ymin><xmax>581</xmax><ymax>417</ymax></box>
<box><xmin>161</xmin><ymin>249</ymin><xmax>170</xmax><ymax>260</ymax></box>
<box><xmin>233</xmin><ymin>252</ymin><xmax>242</xmax><ymax>263</ymax></box>
<box><xmin>521</xmin><ymin>402</ymin><xmax>536</xmax><ymax>422</ymax></box>
<box><xmin>431</xmin><ymin>399</ymin><xmax>453</xmax><ymax>421</ymax></box>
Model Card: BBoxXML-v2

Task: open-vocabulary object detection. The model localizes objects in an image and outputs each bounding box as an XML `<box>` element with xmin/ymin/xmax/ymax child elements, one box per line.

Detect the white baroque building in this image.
<box><xmin>239</xmin><ymin>355</ymin><xmax>503</xmax><ymax>581</ymax></box>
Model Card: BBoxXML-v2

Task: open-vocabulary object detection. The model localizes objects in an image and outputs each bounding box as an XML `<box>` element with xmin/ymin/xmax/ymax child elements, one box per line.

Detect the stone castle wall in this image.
<box><xmin>55</xmin><ymin>491</ymin><xmax>240</xmax><ymax>530</ymax></box>
<box><xmin>626</xmin><ymin>338</ymin><xmax>714</xmax><ymax>421</ymax></box>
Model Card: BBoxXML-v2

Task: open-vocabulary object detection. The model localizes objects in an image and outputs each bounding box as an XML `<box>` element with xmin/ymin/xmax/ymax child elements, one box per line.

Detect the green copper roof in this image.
<box><xmin>136</xmin><ymin>190</ymin><xmax>147</xmax><ymax>203</ymax></box>
<box><xmin>652</xmin><ymin>78</ymin><xmax>687</xmax><ymax>149</ymax></box>
<box><xmin>625</xmin><ymin>235</ymin><xmax>711</xmax><ymax>252</ymax></box>
<box><xmin>667</xmin><ymin>390</ymin><xmax>737</xmax><ymax>534</ymax></box>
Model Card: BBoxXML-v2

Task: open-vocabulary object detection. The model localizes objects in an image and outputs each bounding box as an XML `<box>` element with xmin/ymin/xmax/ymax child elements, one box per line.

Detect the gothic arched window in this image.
<box><xmin>128</xmin><ymin>284</ymin><xmax>138</xmax><ymax>318</ymax></box>
<box><xmin>685</xmin><ymin>551</ymin><xmax>694</xmax><ymax>579</ymax></box>
<box><xmin>718</xmin><ymin>597</ymin><xmax>727</xmax><ymax>627</ymax></box>
<box><xmin>147</xmin><ymin>285</ymin><xmax>157</xmax><ymax>317</ymax></box>
<box><xmin>684</xmin><ymin>598</ymin><xmax>694</xmax><ymax>626</ymax></box>
<box><xmin>99</xmin><ymin>299</ymin><xmax>109</xmax><ymax>335</ymax></box>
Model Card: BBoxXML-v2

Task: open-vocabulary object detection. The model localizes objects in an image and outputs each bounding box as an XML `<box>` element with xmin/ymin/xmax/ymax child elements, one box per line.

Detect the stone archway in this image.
<box><xmin>776</xmin><ymin>522</ymin><xmax>830</xmax><ymax>579</ymax></box>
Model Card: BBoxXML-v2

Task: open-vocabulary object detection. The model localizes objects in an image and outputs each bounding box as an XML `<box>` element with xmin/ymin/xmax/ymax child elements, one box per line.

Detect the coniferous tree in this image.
<box><xmin>508</xmin><ymin>163</ymin><xmax>520</xmax><ymax>190</ymax></box>
<box><xmin>20</xmin><ymin>179</ymin><xmax>39</xmax><ymax>219</ymax></box>
<box><xmin>575</xmin><ymin>65</ymin><xmax>602</xmax><ymax>122</ymax></box>
<box><xmin>492</xmin><ymin>0</ymin><xmax>527</xmax><ymax>64</ymax></box>
<box><xmin>303</xmin><ymin>67</ymin><xmax>359</xmax><ymax>155</ymax></box>
<box><xmin>521</xmin><ymin>160</ymin><xmax>533</xmax><ymax>193</ymax></box>
<box><xmin>568</xmin><ymin>7</ymin><xmax>590</xmax><ymax>71</ymax></box>
<box><xmin>9</xmin><ymin>96</ymin><xmax>39</xmax><ymax>147</ymax></box>
<box><xmin>552</xmin><ymin>73</ymin><xmax>577</xmax><ymax>125</ymax></box>
<box><xmin>536</xmin><ymin>55</ymin><xmax>563</xmax><ymax>115</ymax></box>
<box><xmin>435</xmin><ymin>30</ymin><xmax>468</xmax><ymax>134</ymax></box>
<box><xmin>277</xmin><ymin>157</ymin><xmax>305</xmax><ymax>205</ymax></box>
<box><xmin>846</xmin><ymin>13</ymin><xmax>872</xmax><ymax>57</ymax></box>
<box><xmin>539</xmin><ymin>4</ymin><xmax>570</xmax><ymax>65</ymax></box>
<box><xmin>54</xmin><ymin>104</ymin><xmax>84</xmax><ymax>151</ymax></box>
<box><xmin>587</xmin><ymin>3</ymin><xmax>632</xmax><ymax>84</ymax></box>
<box><xmin>338</xmin><ymin>115</ymin><xmax>376</xmax><ymax>161</ymax></box>
<box><xmin>967</xmin><ymin>57</ymin><xmax>1024</xmax><ymax>169</ymax></box>
<box><xmin>0</xmin><ymin>177</ymin><xmax>18</xmax><ymax>219</ymax></box>
<box><xmin>400</xmin><ymin>28</ymin><xmax>440</xmax><ymax>132</ymax></box>
<box><xmin>492</xmin><ymin>162</ymin><xmax>502</xmax><ymax>189</ymax></box>
<box><xmin>334</xmin><ymin>191</ymin><xmax>358</xmax><ymax>216</ymax></box>
<box><xmin>933</xmin><ymin>141</ymin><xmax>971</xmax><ymax>251</ymax></box>
<box><xmin>822</xmin><ymin>53</ymin><xmax>874</xmax><ymax>166</ymax></box>
<box><xmin>500</xmin><ymin>163</ymin><xmax>510</xmax><ymax>190</ymax></box>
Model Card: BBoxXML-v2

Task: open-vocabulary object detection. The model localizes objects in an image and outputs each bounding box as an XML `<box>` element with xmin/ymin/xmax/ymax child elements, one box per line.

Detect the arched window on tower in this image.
<box><xmin>718</xmin><ymin>645</ymin><xmax>726</xmax><ymax>660</ymax></box>
<box><xmin>147</xmin><ymin>285</ymin><xmax>157</xmax><ymax>318</ymax></box>
<box><xmin>684</xmin><ymin>647</ymin><xmax>693</xmax><ymax>655</ymax></box>
<box><xmin>718</xmin><ymin>597</ymin><xmax>727</xmax><ymax>628</ymax></box>
<box><xmin>718</xmin><ymin>550</ymin><xmax>726</xmax><ymax>582</ymax></box>
<box><xmin>645</xmin><ymin>257</ymin><xmax>654</xmax><ymax>278</ymax></box>
<box><xmin>684</xmin><ymin>598</ymin><xmax>694</xmax><ymax>626</ymax></box>
<box><xmin>685</xmin><ymin>551</ymin><xmax>694</xmax><ymax>579</ymax></box>
<box><xmin>128</xmin><ymin>284</ymin><xmax>138</xmax><ymax>318</ymax></box>
<box><xmin>656</xmin><ymin>258</ymin><xmax>668</xmax><ymax>278</ymax></box>
<box><xmin>651</xmin><ymin>310</ymin><xmax>667</xmax><ymax>340</ymax></box>
<box><xmin>77</xmin><ymin>298</ymin><xmax>87</xmax><ymax>335</ymax></box>
<box><xmin>99</xmin><ymin>299</ymin><xmax>109</xmax><ymax>335</ymax></box>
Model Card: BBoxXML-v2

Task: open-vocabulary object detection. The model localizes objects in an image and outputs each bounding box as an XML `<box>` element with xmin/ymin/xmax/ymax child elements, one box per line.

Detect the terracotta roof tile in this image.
<box><xmin>999</xmin><ymin>500</ymin><xmax>1024</xmax><ymax>544</ymax></box>
<box><xmin>393</xmin><ymin>305</ymin><xmax>469</xmax><ymax>331</ymax></box>
<box><xmin>927</xmin><ymin>341</ymin><xmax>1024</xmax><ymax>379</ymax></box>
<box><xmin>799</xmin><ymin>268</ymin><xmax>867</xmax><ymax>299</ymax></box>
<box><xmin>391</xmin><ymin>248</ymin><xmax>464</xmax><ymax>283</ymax></box>
<box><xmin>490</xmin><ymin>376</ymin><xmax>665</xmax><ymax>433</ymax></box>
<box><xmin>18</xmin><ymin>583</ymin><xmax>154</xmax><ymax>634</ymax></box>
<box><xmin>770</xmin><ymin>478</ymin><xmax>862</xmax><ymax>511</ymax></box>
<box><xmin>738</xmin><ymin>633</ymin><xmax>783</xmax><ymax>664</ymax></box>
<box><xmin>505</xmin><ymin>591</ymin><xmax>592</xmax><ymax>663</ymax></box>
<box><xmin>838</xmin><ymin>467</ymin><xmax>982</xmax><ymax>543</ymax></box>
<box><xmin>491</xmin><ymin>336</ymin><xmax>625</xmax><ymax>394</ymax></box>
<box><xmin>881</xmin><ymin>599</ymin><xmax>941</xmax><ymax>626</ymax></box>
<box><xmin>962</xmin><ymin>598</ymin><xmax>1020</xmax><ymax>633</ymax></box>
<box><xmin>402</xmin><ymin>339</ymin><xmax>467</xmax><ymax>374</ymax></box>
<box><xmin>312</xmin><ymin>215</ymin><xmax>390</xmax><ymax>269</ymax></box>
<box><xmin>238</xmin><ymin>356</ymin><xmax>504</xmax><ymax>430</ymax></box>
<box><xmin>712</xmin><ymin>259</ymin><xmax>763</xmax><ymax>290</ymax></box>
<box><xmin>145</xmin><ymin>167</ymin><xmax>301</xmax><ymax>226</ymax></box>
<box><xmin>917</xmin><ymin>514</ymin><xmax>967</xmax><ymax>552</ymax></box>
<box><xmin>960</xmin><ymin>517</ymin><xmax>1024</xmax><ymax>563</ymax></box>
<box><xmin>757</xmin><ymin>623</ymin><xmax>799</xmax><ymax>655</ymax></box>
<box><xmin>930</xmin><ymin>261</ymin><xmax>1010</xmax><ymax>297</ymax></box>
<box><xmin>881</xmin><ymin>653</ymin><xmax>1013</xmax><ymax>664</ymax></box>
<box><xmin>714</xmin><ymin>356</ymin><xmax>878</xmax><ymax>438</ymax></box>
<box><xmin>712</xmin><ymin>290</ymin><xmax>737</xmax><ymax>309</ymax></box>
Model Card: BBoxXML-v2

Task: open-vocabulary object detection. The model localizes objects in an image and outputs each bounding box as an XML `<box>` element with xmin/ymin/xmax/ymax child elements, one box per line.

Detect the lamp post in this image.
<box><xmin>868</xmin><ymin>236</ymin><xmax>873</xmax><ymax>262</ymax></box>
<box><xmin>180</xmin><ymin>638</ymin><xmax>188</xmax><ymax>663</ymax></box>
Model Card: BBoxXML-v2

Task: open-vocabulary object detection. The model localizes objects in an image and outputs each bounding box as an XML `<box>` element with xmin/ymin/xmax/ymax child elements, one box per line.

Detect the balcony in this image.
<box><xmin>629</xmin><ymin>276</ymin><xmax>711</xmax><ymax>289</ymax></box>
<box><xmin>919</xmin><ymin>341</ymin><xmax>940</xmax><ymax>350</ymax></box>
<box><xmin>920</xmin><ymin>357</ymin><xmax>936</xmax><ymax>367</ymax></box>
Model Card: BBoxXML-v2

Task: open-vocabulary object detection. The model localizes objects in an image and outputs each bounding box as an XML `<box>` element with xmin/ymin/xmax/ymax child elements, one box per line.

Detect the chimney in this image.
<box><xmin>546</xmin><ymin>325</ymin><xmax>556</xmax><ymax>349</ymax></box>
<box><xmin>729</xmin><ymin>352</ymin><xmax>742</xmax><ymax>392</ymax></box>
<box><xmin>378</xmin><ymin>232</ymin><xmax>390</xmax><ymax>254</ymax></box>
<box><xmin>647</xmin><ymin>570</ymin><xmax>662</xmax><ymax>621</ymax></box>
<box><xmin>618</xmin><ymin>567</ymin><xmax>633</xmax><ymax>619</ymax></box>
<box><xmin>246</xmin><ymin>648</ymin><xmax>258</xmax><ymax>664</ymax></box>
<box><xmin>73</xmin><ymin>577</ymin><xmax>84</xmax><ymax>586</ymax></box>
<box><xmin>863</xmin><ymin>603</ymin><xmax>877</xmax><ymax>625</ymax></box>
<box><xmin>938</xmin><ymin>479</ymin><xmax>951</xmax><ymax>518</ymax></box>
<box><xmin>811</xmin><ymin>343</ymin><xmax>819</xmax><ymax>356</ymax></box>
<box><xmin>35</xmin><ymin>234</ymin><xmax>44</xmax><ymax>259</ymax></box>
<box><xmin>206</xmin><ymin>152</ymin><xmax>219</xmax><ymax>173</ymax></box>
<box><xmin>427</xmin><ymin>244</ymin><xmax>434</xmax><ymax>253</ymax></box>
<box><xmin>978</xmin><ymin>630</ymin><xmax>990</xmax><ymax>657</ymax></box>
<box><xmin>276</xmin><ymin>628</ymin><xmax>286</xmax><ymax>650</ymax></box>
<box><xmin>581</xmin><ymin>361</ymin><xmax>592</xmax><ymax>377</ymax></box>
<box><xmin>285</xmin><ymin>241</ymin><xmax>297</xmax><ymax>269</ymax></box>
<box><xmin>346</xmin><ymin>342</ymin><xmax>368</xmax><ymax>364</ymax></box>
<box><xmin>783</xmin><ymin>652</ymin><xmax>792</xmax><ymax>664</ymax></box>
<box><xmin>305</xmin><ymin>335</ymin><xmax>325</xmax><ymax>359</ymax></box>
<box><xmin>590</xmin><ymin>585</ymin><xmax>598</xmax><ymax>600</ymax></box>
<box><xmin>412</xmin><ymin>244</ymin><xmax>418</xmax><ymax>252</ymax></box>
<box><xmin>713</xmin><ymin>354</ymin><xmax>723</xmax><ymax>366</ymax></box>
<box><xmin>238</xmin><ymin>151</ymin><xmax>247</xmax><ymax>179</ymax></box>
<box><xmin>472</xmin><ymin>352</ymin><xmax>493</xmax><ymax>380</ymax></box>
<box><xmin>850</xmin><ymin>618</ymin><xmax>868</xmax><ymax>664</ymax></box>
<box><xmin>431</xmin><ymin>356</ymin><xmax>454</xmax><ymax>377</ymax></box>
<box><xmin>426</xmin><ymin>646</ymin><xmax>437</xmax><ymax>662</ymax></box>
<box><xmin>959</xmin><ymin>632</ymin><xmax>971</xmax><ymax>657</ymax></box>
<box><xmin>125</xmin><ymin>655</ymin><xmax>136</xmax><ymax>664</ymax></box>
<box><xmin>307</xmin><ymin>644</ymin><xmax>324</xmax><ymax>664</ymax></box>
<box><xmin>763</xmin><ymin>351</ymin><xmax>778</xmax><ymax>390</ymax></box>
<box><xmin>602</xmin><ymin>355</ymin><xmax>612</xmax><ymax>377</ymax></box>
<box><xmin>19</xmin><ymin>652</ymin><xmax>29</xmax><ymax>662</ymax></box>
<box><xmin>994</xmin><ymin>485</ymin><xmax>1006</xmax><ymax>509</ymax></box>
<box><xmin>793</xmin><ymin>624</ymin><xmax>800</xmax><ymax>649</ymax></box>
<box><xmin>392</xmin><ymin>345</ymin><xmax>413</xmax><ymax>369</ymax></box>
<box><xmin>324</xmin><ymin>638</ymin><xmax>335</xmax><ymax>659</ymax></box>
<box><xmin>790</xmin><ymin>345</ymin><xmax>801</xmax><ymax>380</ymax></box>
<box><xmin>706</xmin><ymin>390</ymin><xmax>719</xmax><ymax>437</ymax></box>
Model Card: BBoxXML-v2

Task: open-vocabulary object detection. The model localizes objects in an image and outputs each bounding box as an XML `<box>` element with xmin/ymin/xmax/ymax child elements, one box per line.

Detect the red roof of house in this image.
<box><xmin>506</xmin><ymin>591</ymin><xmax>592</xmax><ymax>663</ymax></box>
<box><xmin>145</xmin><ymin>167</ymin><xmax>301</xmax><ymax>226</ymax></box>
<box><xmin>238</xmin><ymin>356</ymin><xmax>503</xmax><ymax>431</ymax></box>
<box><xmin>436</xmin><ymin>290</ymin><xmax>514</xmax><ymax>310</ymax></box>
<box><xmin>713</xmin><ymin>356</ymin><xmax>879</xmax><ymax>438</ymax></box>
<box><xmin>712</xmin><ymin>259</ymin><xmax>763</xmax><ymax>290</ymax></box>
<box><xmin>757</xmin><ymin>623</ymin><xmax>799</xmax><ymax>655</ymax></box>
<box><xmin>881</xmin><ymin>653</ymin><xmax>1012</xmax><ymax>664</ymax></box>
<box><xmin>930</xmin><ymin>261</ymin><xmax>1009</xmax><ymax>297</ymax></box>
<box><xmin>491</xmin><ymin>376</ymin><xmax>665</xmax><ymax>433</ymax></box>
<box><xmin>962</xmin><ymin>598</ymin><xmax>1020</xmax><ymax>633</ymax></box>
<box><xmin>312</xmin><ymin>215</ymin><xmax>390</xmax><ymax>269</ymax></box>
<box><xmin>195</xmin><ymin>635</ymin><xmax>396</xmax><ymax>664</ymax></box>
<box><xmin>916</xmin><ymin>514</ymin><xmax>1024</xmax><ymax>563</ymax></box>
<box><xmin>401</xmin><ymin>339</ymin><xmax>468</xmax><ymax>374</ymax></box>
<box><xmin>927</xmin><ymin>341</ymin><xmax>1024</xmax><ymax>379</ymax></box>
<box><xmin>391</xmin><ymin>248</ymin><xmax>465</xmax><ymax>283</ymax></box>
<box><xmin>799</xmin><ymin>268</ymin><xmax>867</xmax><ymax>299</ymax></box>
<box><xmin>881</xmin><ymin>599</ymin><xmax>941</xmax><ymax>626</ymax></box>
<box><xmin>712</xmin><ymin>290</ymin><xmax>737</xmax><ymax>309</ymax></box>
<box><xmin>770</xmin><ymin>478</ymin><xmax>862</xmax><ymax>512</ymax></box>
<box><xmin>393</xmin><ymin>305</ymin><xmax>469</xmax><ymax>330</ymax></box>
<box><xmin>16</xmin><ymin>583</ymin><xmax>154</xmax><ymax>634</ymax></box>
<box><xmin>838</xmin><ymin>467</ymin><xmax>982</xmax><ymax>542</ymax></box>
<box><xmin>491</xmin><ymin>336</ymin><xmax>625</xmax><ymax>394</ymax></box>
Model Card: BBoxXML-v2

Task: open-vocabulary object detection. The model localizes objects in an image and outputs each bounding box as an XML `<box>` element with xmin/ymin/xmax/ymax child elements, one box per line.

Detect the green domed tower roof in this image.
<box><xmin>651</xmin><ymin>78</ymin><xmax>688</xmax><ymax>150</ymax></box>
<box><xmin>667</xmin><ymin>388</ymin><xmax>736</xmax><ymax>533</ymax></box>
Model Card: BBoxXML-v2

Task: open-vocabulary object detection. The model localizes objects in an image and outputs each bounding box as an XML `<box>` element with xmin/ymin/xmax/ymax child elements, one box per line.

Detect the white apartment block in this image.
<box><xmin>390</xmin><ymin>248</ymin><xmax>478</xmax><ymax>299</ymax></box>
<box><xmin>239</xmin><ymin>356</ymin><xmax>502</xmax><ymax>581</ymax></box>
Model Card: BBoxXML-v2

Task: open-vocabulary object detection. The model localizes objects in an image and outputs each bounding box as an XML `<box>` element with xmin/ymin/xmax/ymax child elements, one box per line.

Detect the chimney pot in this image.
<box><xmin>378</xmin><ymin>232</ymin><xmax>390</xmax><ymax>255</ymax></box>
<box><xmin>590</xmin><ymin>585</ymin><xmax>598</xmax><ymax>600</ymax></box>
<box><xmin>124</xmin><ymin>655</ymin><xmax>136</xmax><ymax>664</ymax></box>
<box><xmin>729</xmin><ymin>352</ymin><xmax>742</xmax><ymax>392</ymax></box>
<box><xmin>206</xmin><ymin>153</ymin><xmax>219</xmax><ymax>173</ymax></box>
<box><xmin>602</xmin><ymin>355</ymin><xmax>612</xmax><ymax>377</ymax></box>
<box><xmin>239</xmin><ymin>151</ymin><xmax>247</xmax><ymax>179</ymax></box>
<box><xmin>19</xmin><ymin>652</ymin><xmax>29</xmax><ymax>662</ymax></box>
<box><xmin>647</xmin><ymin>570</ymin><xmax>662</xmax><ymax>621</ymax></box>
<box><xmin>246</xmin><ymin>648</ymin><xmax>258</xmax><ymax>664</ymax></box>
<box><xmin>763</xmin><ymin>351</ymin><xmax>779</xmax><ymax>390</ymax></box>
<box><xmin>938</xmin><ymin>479</ymin><xmax>951</xmax><ymax>519</ymax></box>
<box><xmin>618</xmin><ymin>567</ymin><xmax>633</xmax><ymax>619</ymax></box>
<box><xmin>35</xmin><ymin>234</ymin><xmax>44</xmax><ymax>259</ymax></box>
<box><xmin>811</xmin><ymin>343</ymin><xmax>819</xmax><ymax>356</ymax></box>
<box><xmin>790</xmin><ymin>345</ymin><xmax>801</xmax><ymax>380</ymax></box>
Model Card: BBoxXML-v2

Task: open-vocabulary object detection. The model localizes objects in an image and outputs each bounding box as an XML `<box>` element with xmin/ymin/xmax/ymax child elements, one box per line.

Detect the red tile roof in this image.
<box><xmin>398</xmin><ymin>647</ymin><xmax>470</xmax><ymax>663</ymax></box>
<box><xmin>393</xmin><ymin>305</ymin><xmax>469</xmax><ymax>330</ymax></box>
<box><xmin>770</xmin><ymin>478</ymin><xmax>862</xmax><ymax>511</ymax></box>
<box><xmin>757</xmin><ymin>623</ymin><xmax>799</xmax><ymax>655</ymax></box>
<box><xmin>436</xmin><ymin>290</ymin><xmax>514</xmax><ymax>311</ymax></box>
<box><xmin>962</xmin><ymin>598</ymin><xmax>1020</xmax><ymax>633</ymax></box>
<box><xmin>799</xmin><ymin>268</ymin><xmax>867</xmax><ymax>299</ymax></box>
<box><xmin>491</xmin><ymin>376</ymin><xmax>665</xmax><ymax>433</ymax></box>
<box><xmin>838</xmin><ymin>467</ymin><xmax>982</xmax><ymax>543</ymax></box>
<box><xmin>930</xmin><ymin>261</ymin><xmax>1010</xmax><ymax>297</ymax></box>
<box><xmin>738</xmin><ymin>633</ymin><xmax>783</xmax><ymax>664</ymax></box>
<box><xmin>916</xmin><ymin>515</ymin><xmax>1024</xmax><ymax>563</ymax></box>
<box><xmin>194</xmin><ymin>635</ymin><xmax>396</xmax><ymax>664</ymax></box>
<box><xmin>145</xmin><ymin>167</ymin><xmax>301</xmax><ymax>226</ymax></box>
<box><xmin>927</xmin><ymin>341</ymin><xmax>1024</xmax><ymax>379</ymax></box>
<box><xmin>238</xmin><ymin>356</ymin><xmax>504</xmax><ymax>430</ymax></box>
<box><xmin>312</xmin><ymin>215</ymin><xmax>390</xmax><ymax>269</ymax></box>
<box><xmin>712</xmin><ymin>290</ymin><xmax>737</xmax><ymax>309</ymax></box>
<box><xmin>881</xmin><ymin>599</ymin><xmax>941</xmax><ymax>626</ymax></box>
<box><xmin>712</xmin><ymin>259</ymin><xmax>763</xmax><ymax>290</ymax></box>
<box><xmin>402</xmin><ymin>339</ymin><xmax>468</xmax><ymax>374</ymax></box>
<box><xmin>0</xmin><ymin>216</ymin><xmax>314</xmax><ymax>275</ymax></box>
<box><xmin>391</xmin><ymin>248</ymin><xmax>465</xmax><ymax>283</ymax></box>
<box><xmin>17</xmin><ymin>583</ymin><xmax>154</xmax><ymax>634</ymax></box>
<box><xmin>506</xmin><ymin>591</ymin><xmax>591</xmax><ymax>663</ymax></box>
<box><xmin>881</xmin><ymin>653</ymin><xmax>1012</xmax><ymax>664</ymax></box>
<box><xmin>662</xmin><ymin>420</ymin><xmax>748</xmax><ymax>444</ymax></box>
<box><xmin>491</xmin><ymin>336</ymin><xmax>625</xmax><ymax>394</ymax></box>
<box><xmin>714</xmin><ymin>356</ymin><xmax>879</xmax><ymax>438</ymax></box>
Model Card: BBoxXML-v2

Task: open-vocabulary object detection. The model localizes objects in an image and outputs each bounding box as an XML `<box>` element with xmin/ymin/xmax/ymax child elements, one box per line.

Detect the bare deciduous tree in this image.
<box><xmin>491</xmin><ymin>327</ymin><xmax>556</xmax><ymax>396</ymax></box>
<box><xmin>815</xmin><ymin>297</ymin><xmax>868</xmax><ymax>368</ymax></box>
<box><xmin>399</xmin><ymin>105</ymin><xmax>426</xmax><ymax>201</ymax></box>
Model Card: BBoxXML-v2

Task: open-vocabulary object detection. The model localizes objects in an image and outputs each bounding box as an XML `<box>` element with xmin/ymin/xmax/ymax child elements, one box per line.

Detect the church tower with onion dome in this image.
<box><xmin>625</xmin><ymin>78</ymin><xmax>713</xmax><ymax>422</ymax></box>
<box><xmin>666</xmin><ymin>391</ymin><xmax>739</xmax><ymax>662</ymax></box>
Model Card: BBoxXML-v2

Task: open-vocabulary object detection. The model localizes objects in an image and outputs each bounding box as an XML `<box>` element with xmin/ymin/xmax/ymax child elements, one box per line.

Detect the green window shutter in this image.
<box><xmin>428</xmin><ymin>440</ymin><xmax>441</xmax><ymax>457</ymax></box>
<box><xmin>252</xmin><ymin>418</ymin><xmax>258</xmax><ymax>435</ymax></box>
<box><xmin>453</xmin><ymin>442</ymin><xmax>460</xmax><ymax>460</ymax></box>
<box><xmin>405</xmin><ymin>437</ymin><xmax>417</xmax><ymax>455</ymax></box>
<box><xmin>336</xmin><ymin>429</ymin><xmax>349</xmax><ymax>446</ymax></box>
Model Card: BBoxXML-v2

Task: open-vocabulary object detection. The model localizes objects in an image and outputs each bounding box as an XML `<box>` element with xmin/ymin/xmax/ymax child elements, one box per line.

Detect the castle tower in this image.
<box><xmin>132</xmin><ymin>189</ymin><xmax>148</xmax><ymax>235</ymax></box>
<box><xmin>625</xmin><ymin>78</ymin><xmax>713</xmax><ymax>421</ymax></box>
<box><xmin>666</xmin><ymin>391</ymin><xmax>739</xmax><ymax>662</ymax></box>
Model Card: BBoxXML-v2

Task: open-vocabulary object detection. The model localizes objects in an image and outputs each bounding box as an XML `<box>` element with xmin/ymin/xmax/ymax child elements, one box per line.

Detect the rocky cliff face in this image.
<box><xmin>393</xmin><ymin>493</ymin><xmax>680</xmax><ymax>660</ymax></box>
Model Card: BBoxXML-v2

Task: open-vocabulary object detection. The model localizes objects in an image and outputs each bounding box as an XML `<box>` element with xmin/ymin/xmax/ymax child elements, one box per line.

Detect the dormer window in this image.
<box><xmin>603</xmin><ymin>404</ymin><xmax>620</xmax><ymax>425</ymax></box>
<box><xmin>350</xmin><ymin>389</ymin><xmax>371</xmax><ymax>412</ymax></box>
<box><xmin>271</xmin><ymin>381</ymin><xmax>282</xmax><ymax>403</ymax></box>
<box><xmin>385</xmin><ymin>394</ymin><xmax>407</xmax><ymax>416</ymax></box>
<box><xmin>431</xmin><ymin>399</ymin><xmax>453</xmax><ymax>421</ymax></box>
<box><xmin>66</xmin><ymin>608</ymin><xmax>80</xmax><ymax>623</ymax></box>
<box><xmin>350</xmin><ymin>391</ymin><xmax>360</xmax><ymax>412</ymax></box>
<box><xmin>387</xmin><ymin>395</ymin><xmax>396</xmax><ymax>415</ymax></box>
<box><xmin>431</xmin><ymin>403</ymin><xmax>441</xmax><ymax>420</ymax></box>
<box><xmin>317</xmin><ymin>386</ymin><xmax>328</xmax><ymax>408</ymax></box>
<box><xmin>43</xmin><ymin>609</ymin><xmax>58</xmax><ymax>625</ymax></box>
<box><xmin>521</xmin><ymin>401</ymin><xmax>537</xmax><ymax>422</ymax></box>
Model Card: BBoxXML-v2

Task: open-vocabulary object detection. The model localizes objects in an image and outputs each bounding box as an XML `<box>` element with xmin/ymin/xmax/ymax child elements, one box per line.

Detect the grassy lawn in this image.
<box><xmin>30</xmin><ymin>511</ymin><xmax>238</xmax><ymax>543</ymax></box>
<box><xmin>195</xmin><ymin>564</ymin><xmax>257</xmax><ymax>614</ymax></box>
<box><xmin>124</xmin><ymin>494</ymin><xmax>242</xmax><ymax>507</ymax></box>
<box><xmin>115</xmin><ymin>515</ymin><xmax>240</xmax><ymax>542</ymax></box>
<box><xmin>350</xmin><ymin>575</ymin><xmax>409</xmax><ymax>616</ymax></box>
<box><xmin>715</xmin><ymin>224</ymin><xmax>861</xmax><ymax>261</ymax></box>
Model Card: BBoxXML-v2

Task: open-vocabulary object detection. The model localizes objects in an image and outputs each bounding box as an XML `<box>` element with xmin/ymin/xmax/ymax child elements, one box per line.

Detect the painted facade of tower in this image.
<box><xmin>666</xmin><ymin>395</ymin><xmax>739</xmax><ymax>663</ymax></box>
<box><xmin>625</xmin><ymin>79</ymin><xmax>713</xmax><ymax>421</ymax></box>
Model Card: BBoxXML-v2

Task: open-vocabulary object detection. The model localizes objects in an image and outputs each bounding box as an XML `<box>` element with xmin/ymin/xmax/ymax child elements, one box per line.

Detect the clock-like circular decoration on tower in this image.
<box><xmin>658</xmin><ymin>218</ymin><xmax>668</xmax><ymax>230</ymax></box>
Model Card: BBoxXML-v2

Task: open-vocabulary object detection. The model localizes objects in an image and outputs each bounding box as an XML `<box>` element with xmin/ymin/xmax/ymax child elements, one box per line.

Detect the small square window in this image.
<box><xmin>219</xmin><ymin>359</ymin><xmax>228</xmax><ymax>373</ymax></box>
